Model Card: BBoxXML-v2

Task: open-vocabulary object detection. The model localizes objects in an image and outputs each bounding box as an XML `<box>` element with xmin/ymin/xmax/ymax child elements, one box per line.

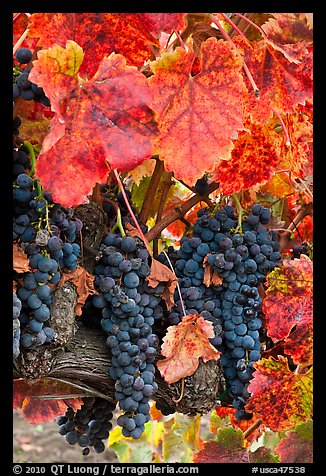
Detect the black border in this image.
<box><xmin>1</xmin><ymin>2</ymin><xmax>322</xmax><ymax>473</ymax></box>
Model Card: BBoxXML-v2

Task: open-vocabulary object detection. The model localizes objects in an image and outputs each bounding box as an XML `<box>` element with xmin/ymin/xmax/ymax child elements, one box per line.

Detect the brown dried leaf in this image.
<box><xmin>13</xmin><ymin>243</ymin><xmax>30</xmax><ymax>273</ymax></box>
<box><xmin>57</xmin><ymin>266</ymin><xmax>97</xmax><ymax>316</ymax></box>
<box><xmin>147</xmin><ymin>258</ymin><xmax>178</xmax><ymax>310</ymax></box>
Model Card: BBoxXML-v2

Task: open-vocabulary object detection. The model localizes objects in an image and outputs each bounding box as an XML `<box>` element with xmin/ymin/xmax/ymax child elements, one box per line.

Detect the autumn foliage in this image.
<box><xmin>13</xmin><ymin>12</ymin><xmax>313</xmax><ymax>464</ymax></box>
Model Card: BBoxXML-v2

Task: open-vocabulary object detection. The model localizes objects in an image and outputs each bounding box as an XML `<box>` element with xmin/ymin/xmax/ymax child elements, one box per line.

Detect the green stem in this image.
<box><xmin>23</xmin><ymin>140</ymin><xmax>36</xmax><ymax>176</ymax></box>
<box><xmin>113</xmin><ymin>207</ymin><xmax>126</xmax><ymax>237</ymax></box>
<box><xmin>232</xmin><ymin>192</ymin><xmax>245</xmax><ymax>232</ymax></box>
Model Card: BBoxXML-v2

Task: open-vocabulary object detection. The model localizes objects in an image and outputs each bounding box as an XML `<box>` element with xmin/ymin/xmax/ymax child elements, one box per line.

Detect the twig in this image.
<box><xmin>113</xmin><ymin>169</ymin><xmax>152</xmax><ymax>255</ymax></box>
<box><xmin>156</xmin><ymin>173</ymin><xmax>173</xmax><ymax>224</ymax></box>
<box><xmin>145</xmin><ymin>181</ymin><xmax>220</xmax><ymax>242</ymax></box>
<box><xmin>172</xmin><ymin>378</ymin><xmax>185</xmax><ymax>403</ymax></box>
<box><xmin>219</xmin><ymin>13</ymin><xmax>248</xmax><ymax>39</ymax></box>
<box><xmin>243</xmin><ymin>418</ymin><xmax>262</xmax><ymax>439</ymax></box>
<box><xmin>139</xmin><ymin>157</ymin><xmax>165</xmax><ymax>224</ymax></box>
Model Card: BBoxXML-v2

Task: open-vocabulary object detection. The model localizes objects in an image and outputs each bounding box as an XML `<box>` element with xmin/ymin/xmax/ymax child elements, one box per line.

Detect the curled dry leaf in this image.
<box><xmin>57</xmin><ymin>266</ymin><xmax>97</xmax><ymax>316</ymax></box>
<box><xmin>13</xmin><ymin>243</ymin><xmax>31</xmax><ymax>273</ymax></box>
<box><xmin>146</xmin><ymin>258</ymin><xmax>179</xmax><ymax>311</ymax></box>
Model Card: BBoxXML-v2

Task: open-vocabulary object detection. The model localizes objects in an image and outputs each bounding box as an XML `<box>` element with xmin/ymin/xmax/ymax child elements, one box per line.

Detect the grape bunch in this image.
<box><xmin>13</xmin><ymin>48</ymin><xmax>50</xmax><ymax>106</ymax></box>
<box><xmin>160</xmin><ymin>203</ymin><xmax>282</xmax><ymax>420</ymax></box>
<box><xmin>13</xmin><ymin>173</ymin><xmax>83</xmax><ymax>351</ymax></box>
<box><xmin>291</xmin><ymin>242</ymin><xmax>309</xmax><ymax>259</ymax></box>
<box><xmin>91</xmin><ymin>233</ymin><xmax>164</xmax><ymax>438</ymax></box>
<box><xmin>56</xmin><ymin>397</ymin><xmax>116</xmax><ymax>455</ymax></box>
<box><xmin>13</xmin><ymin>292</ymin><xmax>22</xmax><ymax>359</ymax></box>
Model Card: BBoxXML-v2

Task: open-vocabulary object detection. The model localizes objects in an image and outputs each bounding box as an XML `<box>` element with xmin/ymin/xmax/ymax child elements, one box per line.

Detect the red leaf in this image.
<box><xmin>193</xmin><ymin>427</ymin><xmax>248</xmax><ymax>463</ymax></box>
<box><xmin>275</xmin><ymin>419</ymin><xmax>313</xmax><ymax>463</ymax></box>
<box><xmin>157</xmin><ymin>314</ymin><xmax>221</xmax><ymax>384</ymax></box>
<box><xmin>263</xmin><ymin>256</ymin><xmax>313</xmax><ymax>365</ymax></box>
<box><xmin>246</xmin><ymin>356</ymin><xmax>313</xmax><ymax>432</ymax></box>
<box><xmin>234</xmin><ymin>35</ymin><xmax>313</xmax><ymax>123</ymax></box>
<box><xmin>29</xmin><ymin>41</ymin><xmax>158</xmax><ymax>207</ymax></box>
<box><xmin>28</xmin><ymin>13</ymin><xmax>158</xmax><ymax>77</ymax></box>
<box><xmin>148</xmin><ymin>38</ymin><xmax>247</xmax><ymax>185</ymax></box>
<box><xmin>138</xmin><ymin>13</ymin><xmax>187</xmax><ymax>37</ymax></box>
<box><xmin>13</xmin><ymin>378</ymin><xmax>84</xmax><ymax>424</ymax></box>
<box><xmin>212</xmin><ymin>117</ymin><xmax>280</xmax><ymax>194</ymax></box>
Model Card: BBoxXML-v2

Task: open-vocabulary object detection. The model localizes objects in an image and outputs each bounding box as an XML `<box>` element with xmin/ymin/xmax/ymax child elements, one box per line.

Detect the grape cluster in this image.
<box><xmin>13</xmin><ymin>173</ymin><xmax>83</xmax><ymax>351</ymax></box>
<box><xmin>91</xmin><ymin>233</ymin><xmax>163</xmax><ymax>438</ymax></box>
<box><xmin>291</xmin><ymin>242</ymin><xmax>309</xmax><ymax>259</ymax></box>
<box><xmin>160</xmin><ymin>203</ymin><xmax>282</xmax><ymax>420</ymax></box>
<box><xmin>13</xmin><ymin>142</ymin><xmax>31</xmax><ymax>178</ymax></box>
<box><xmin>56</xmin><ymin>397</ymin><xmax>116</xmax><ymax>455</ymax></box>
<box><xmin>13</xmin><ymin>48</ymin><xmax>50</xmax><ymax>106</ymax></box>
<box><xmin>13</xmin><ymin>292</ymin><xmax>22</xmax><ymax>359</ymax></box>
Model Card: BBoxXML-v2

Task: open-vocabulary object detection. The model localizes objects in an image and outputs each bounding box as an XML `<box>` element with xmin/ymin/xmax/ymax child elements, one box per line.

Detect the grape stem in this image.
<box><xmin>172</xmin><ymin>377</ymin><xmax>185</xmax><ymax>403</ymax></box>
<box><xmin>243</xmin><ymin>418</ymin><xmax>262</xmax><ymax>439</ymax></box>
<box><xmin>145</xmin><ymin>181</ymin><xmax>220</xmax><ymax>242</ymax></box>
<box><xmin>162</xmin><ymin>250</ymin><xmax>186</xmax><ymax>317</ymax></box>
<box><xmin>139</xmin><ymin>157</ymin><xmax>165</xmax><ymax>224</ymax></box>
<box><xmin>232</xmin><ymin>192</ymin><xmax>246</xmax><ymax>232</ymax></box>
<box><xmin>23</xmin><ymin>140</ymin><xmax>43</xmax><ymax>198</ymax></box>
<box><xmin>113</xmin><ymin>169</ymin><xmax>152</xmax><ymax>255</ymax></box>
<box><xmin>111</xmin><ymin>206</ymin><xmax>126</xmax><ymax>237</ymax></box>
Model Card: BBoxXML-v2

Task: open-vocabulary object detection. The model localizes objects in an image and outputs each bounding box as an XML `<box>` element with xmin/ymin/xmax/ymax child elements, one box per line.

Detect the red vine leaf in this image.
<box><xmin>245</xmin><ymin>356</ymin><xmax>313</xmax><ymax>432</ymax></box>
<box><xmin>148</xmin><ymin>38</ymin><xmax>247</xmax><ymax>185</ymax></box>
<box><xmin>262</xmin><ymin>255</ymin><xmax>313</xmax><ymax>365</ymax></box>
<box><xmin>193</xmin><ymin>427</ymin><xmax>248</xmax><ymax>463</ymax></box>
<box><xmin>13</xmin><ymin>378</ymin><xmax>84</xmax><ymax>424</ymax></box>
<box><xmin>274</xmin><ymin>419</ymin><xmax>313</xmax><ymax>463</ymax></box>
<box><xmin>28</xmin><ymin>13</ymin><xmax>158</xmax><ymax>77</ymax></box>
<box><xmin>157</xmin><ymin>314</ymin><xmax>221</xmax><ymax>384</ymax></box>
<box><xmin>212</xmin><ymin>117</ymin><xmax>280</xmax><ymax>194</ymax></box>
<box><xmin>57</xmin><ymin>266</ymin><xmax>97</xmax><ymax>316</ymax></box>
<box><xmin>234</xmin><ymin>34</ymin><xmax>313</xmax><ymax>123</ymax></box>
<box><xmin>138</xmin><ymin>13</ymin><xmax>187</xmax><ymax>37</ymax></box>
<box><xmin>262</xmin><ymin>13</ymin><xmax>313</xmax><ymax>63</ymax></box>
<box><xmin>13</xmin><ymin>243</ymin><xmax>31</xmax><ymax>273</ymax></box>
<box><xmin>29</xmin><ymin>41</ymin><xmax>158</xmax><ymax>207</ymax></box>
<box><xmin>146</xmin><ymin>258</ymin><xmax>179</xmax><ymax>311</ymax></box>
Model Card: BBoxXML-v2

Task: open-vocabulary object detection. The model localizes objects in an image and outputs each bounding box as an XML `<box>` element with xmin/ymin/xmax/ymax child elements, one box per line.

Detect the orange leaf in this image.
<box><xmin>29</xmin><ymin>41</ymin><xmax>158</xmax><ymax>207</ymax></box>
<box><xmin>157</xmin><ymin>314</ymin><xmax>221</xmax><ymax>384</ymax></box>
<box><xmin>148</xmin><ymin>38</ymin><xmax>247</xmax><ymax>185</ymax></box>
<box><xmin>57</xmin><ymin>266</ymin><xmax>97</xmax><ymax>316</ymax></box>
<box><xmin>13</xmin><ymin>378</ymin><xmax>84</xmax><ymax>424</ymax></box>
<box><xmin>13</xmin><ymin>243</ymin><xmax>31</xmax><ymax>273</ymax></box>
<box><xmin>246</xmin><ymin>356</ymin><xmax>313</xmax><ymax>432</ymax></box>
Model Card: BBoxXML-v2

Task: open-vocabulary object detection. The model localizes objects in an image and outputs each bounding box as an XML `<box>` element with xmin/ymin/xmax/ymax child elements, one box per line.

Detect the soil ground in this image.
<box><xmin>13</xmin><ymin>410</ymin><xmax>119</xmax><ymax>464</ymax></box>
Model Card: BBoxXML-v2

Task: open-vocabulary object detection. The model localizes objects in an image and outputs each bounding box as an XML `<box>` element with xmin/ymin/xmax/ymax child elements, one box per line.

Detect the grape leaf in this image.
<box><xmin>274</xmin><ymin>419</ymin><xmax>313</xmax><ymax>463</ymax></box>
<box><xmin>162</xmin><ymin>414</ymin><xmax>202</xmax><ymax>463</ymax></box>
<box><xmin>57</xmin><ymin>266</ymin><xmax>97</xmax><ymax>316</ymax></box>
<box><xmin>234</xmin><ymin>34</ymin><xmax>313</xmax><ymax>123</ymax></box>
<box><xmin>262</xmin><ymin>255</ymin><xmax>313</xmax><ymax>365</ymax></box>
<box><xmin>148</xmin><ymin>38</ymin><xmax>247</xmax><ymax>185</ymax></box>
<box><xmin>245</xmin><ymin>356</ymin><xmax>313</xmax><ymax>431</ymax></box>
<box><xmin>13</xmin><ymin>378</ymin><xmax>84</xmax><ymax>424</ymax></box>
<box><xmin>13</xmin><ymin>243</ymin><xmax>30</xmax><ymax>273</ymax></box>
<box><xmin>262</xmin><ymin>13</ymin><xmax>313</xmax><ymax>64</ymax></box>
<box><xmin>193</xmin><ymin>427</ymin><xmax>249</xmax><ymax>463</ymax></box>
<box><xmin>212</xmin><ymin>118</ymin><xmax>280</xmax><ymax>194</ymax></box>
<box><xmin>138</xmin><ymin>13</ymin><xmax>187</xmax><ymax>37</ymax></box>
<box><xmin>251</xmin><ymin>447</ymin><xmax>279</xmax><ymax>463</ymax></box>
<box><xmin>28</xmin><ymin>13</ymin><xmax>158</xmax><ymax>77</ymax></box>
<box><xmin>28</xmin><ymin>41</ymin><xmax>157</xmax><ymax>207</ymax></box>
<box><xmin>157</xmin><ymin>314</ymin><xmax>221</xmax><ymax>384</ymax></box>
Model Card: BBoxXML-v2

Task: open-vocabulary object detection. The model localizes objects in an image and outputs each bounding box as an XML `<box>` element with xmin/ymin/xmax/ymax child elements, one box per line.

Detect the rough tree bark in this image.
<box><xmin>13</xmin><ymin>203</ymin><xmax>226</xmax><ymax>416</ymax></box>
